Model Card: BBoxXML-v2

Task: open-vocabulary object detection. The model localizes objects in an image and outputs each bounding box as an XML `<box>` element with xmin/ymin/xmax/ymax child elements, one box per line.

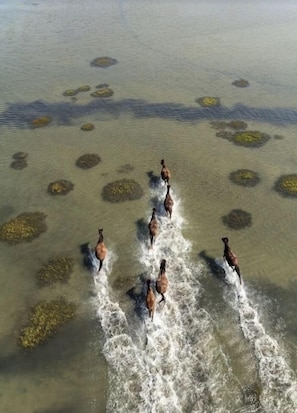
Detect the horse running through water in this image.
<box><xmin>148</xmin><ymin>207</ymin><xmax>158</xmax><ymax>247</ymax></box>
<box><xmin>160</xmin><ymin>159</ymin><xmax>171</xmax><ymax>184</ymax></box>
<box><xmin>156</xmin><ymin>259</ymin><xmax>168</xmax><ymax>304</ymax></box>
<box><xmin>95</xmin><ymin>228</ymin><xmax>108</xmax><ymax>273</ymax></box>
<box><xmin>145</xmin><ymin>279</ymin><xmax>156</xmax><ymax>321</ymax></box>
<box><xmin>221</xmin><ymin>237</ymin><xmax>241</xmax><ymax>284</ymax></box>
<box><xmin>164</xmin><ymin>185</ymin><xmax>174</xmax><ymax>219</ymax></box>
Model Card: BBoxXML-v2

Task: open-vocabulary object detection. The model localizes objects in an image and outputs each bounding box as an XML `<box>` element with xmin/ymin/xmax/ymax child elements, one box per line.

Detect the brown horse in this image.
<box><xmin>164</xmin><ymin>185</ymin><xmax>174</xmax><ymax>219</ymax></box>
<box><xmin>148</xmin><ymin>207</ymin><xmax>158</xmax><ymax>247</ymax></box>
<box><xmin>156</xmin><ymin>259</ymin><xmax>168</xmax><ymax>304</ymax></box>
<box><xmin>222</xmin><ymin>237</ymin><xmax>241</xmax><ymax>284</ymax></box>
<box><xmin>160</xmin><ymin>159</ymin><xmax>171</xmax><ymax>184</ymax></box>
<box><xmin>95</xmin><ymin>228</ymin><xmax>108</xmax><ymax>273</ymax></box>
<box><xmin>145</xmin><ymin>279</ymin><xmax>156</xmax><ymax>321</ymax></box>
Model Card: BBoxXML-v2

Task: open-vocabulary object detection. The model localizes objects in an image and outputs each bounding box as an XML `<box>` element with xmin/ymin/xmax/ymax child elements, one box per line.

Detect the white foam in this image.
<box><xmin>221</xmin><ymin>264</ymin><xmax>297</xmax><ymax>412</ymax></box>
<box><xmin>91</xmin><ymin>180</ymin><xmax>297</xmax><ymax>413</ymax></box>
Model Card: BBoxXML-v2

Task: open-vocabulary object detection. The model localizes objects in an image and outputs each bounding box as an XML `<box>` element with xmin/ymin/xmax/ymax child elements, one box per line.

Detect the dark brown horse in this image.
<box><xmin>164</xmin><ymin>185</ymin><xmax>174</xmax><ymax>219</ymax></box>
<box><xmin>95</xmin><ymin>228</ymin><xmax>108</xmax><ymax>273</ymax></box>
<box><xmin>160</xmin><ymin>159</ymin><xmax>171</xmax><ymax>184</ymax></box>
<box><xmin>156</xmin><ymin>259</ymin><xmax>168</xmax><ymax>304</ymax></box>
<box><xmin>148</xmin><ymin>207</ymin><xmax>158</xmax><ymax>247</ymax></box>
<box><xmin>222</xmin><ymin>237</ymin><xmax>241</xmax><ymax>284</ymax></box>
<box><xmin>145</xmin><ymin>279</ymin><xmax>156</xmax><ymax>321</ymax></box>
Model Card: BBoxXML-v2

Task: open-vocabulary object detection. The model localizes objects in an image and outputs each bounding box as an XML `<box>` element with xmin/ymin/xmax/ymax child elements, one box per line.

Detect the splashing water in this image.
<box><xmin>220</xmin><ymin>261</ymin><xmax>297</xmax><ymax>413</ymax></box>
<box><xmin>90</xmin><ymin>181</ymin><xmax>297</xmax><ymax>413</ymax></box>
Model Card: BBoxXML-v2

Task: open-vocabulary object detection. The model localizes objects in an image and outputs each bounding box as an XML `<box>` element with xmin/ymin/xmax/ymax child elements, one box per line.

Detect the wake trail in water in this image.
<box><xmin>90</xmin><ymin>181</ymin><xmax>242</xmax><ymax>413</ymax></box>
<box><xmin>219</xmin><ymin>261</ymin><xmax>297</xmax><ymax>412</ymax></box>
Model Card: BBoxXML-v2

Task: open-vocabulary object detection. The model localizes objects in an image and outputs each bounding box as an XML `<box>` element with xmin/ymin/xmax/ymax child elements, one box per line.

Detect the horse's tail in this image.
<box><xmin>97</xmin><ymin>259</ymin><xmax>103</xmax><ymax>273</ymax></box>
<box><xmin>234</xmin><ymin>265</ymin><xmax>241</xmax><ymax>284</ymax></box>
<box><xmin>150</xmin><ymin>234</ymin><xmax>154</xmax><ymax>246</ymax></box>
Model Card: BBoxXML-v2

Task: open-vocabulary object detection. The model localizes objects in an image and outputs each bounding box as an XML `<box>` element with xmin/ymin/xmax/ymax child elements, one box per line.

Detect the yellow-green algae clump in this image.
<box><xmin>232</xmin><ymin>130</ymin><xmax>270</xmax><ymax>148</ymax></box>
<box><xmin>19</xmin><ymin>297</ymin><xmax>76</xmax><ymax>349</ymax></box>
<box><xmin>37</xmin><ymin>257</ymin><xmax>74</xmax><ymax>286</ymax></box>
<box><xmin>81</xmin><ymin>123</ymin><xmax>95</xmax><ymax>131</ymax></box>
<box><xmin>47</xmin><ymin>179</ymin><xmax>74</xmax><ymax>195</ymax></box>
<box><xmin>274</xmin><ymin>174</ymin><xmax>297</xmax><ymax>198</ymax></box>
<box><xmin>0</xmin><ymin>212</ymin><xmax>47</xmax><ymax>244</ymax></box>
<box><xmin>31</xmin><ymin>116</ymin><xmax>52</xmax><ymax>128</ymax></box>
<box><xmin>229</xmin><ymin>169</ymin><xmax>260</xmax><ymax>187</ymax></box>
<box><xmin>196</xmin><ymin>96</ymin><xmax>221</xmax><ymax>107</ymax></box>
<box><xmin>102</xmin><ymin>179</ymin><xmax>144</xmax><ymax>203</ymax></box>
<box><xmin>63</xmin><ymin>85</ymin><xmax>91</xmax><ymax>96</ymax></box>
<box><xmin>91</xmin><ymin>87</ymin><xmax>114</xmax><ymax>98</ymax></box>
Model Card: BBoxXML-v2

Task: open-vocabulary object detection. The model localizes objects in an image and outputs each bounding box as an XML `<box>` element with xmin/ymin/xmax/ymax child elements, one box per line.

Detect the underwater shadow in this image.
<box><xmin>1</xmin><ymin>97</ymin><xmax>297</xmax><ymax>128</ymax></box>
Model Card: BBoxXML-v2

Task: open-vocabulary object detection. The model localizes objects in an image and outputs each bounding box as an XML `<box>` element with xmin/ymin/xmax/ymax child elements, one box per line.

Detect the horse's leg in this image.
<box><xmin>159</xmin><ymin>293</ymin><xmax>165</xmax><ymax>304</ymax></box>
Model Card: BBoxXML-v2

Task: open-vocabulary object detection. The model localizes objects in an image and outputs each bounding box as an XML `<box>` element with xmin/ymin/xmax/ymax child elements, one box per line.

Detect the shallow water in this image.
<box><xmin>1</xmin><ymin>0</ymin><xmax>297</xmax><ymax>412</ymax></box>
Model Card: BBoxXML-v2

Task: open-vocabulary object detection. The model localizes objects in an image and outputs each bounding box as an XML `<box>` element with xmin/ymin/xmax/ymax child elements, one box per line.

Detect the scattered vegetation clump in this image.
<box><xmin>196</xmin><ymin>96</ymin><xmax>221</xmax><ymax>107</ymax></box>
<box><xmin>229</xmin><ymin>169</ymin><xmax>260</xmax><ymax>187</ymax></box>
<box><xmin>117</xmin><ymin>164</ymin><xmax>135</xmax><ymax>174</ymax></box>
<box><xmin>273</xmin><ymin>174</ymin><xmax>297</xmax><ymax>198</ymax></box>
<box><xmin>90</xmin><ymin>57</ymin><xmax>118</xmax><ymax>68</ymax></box>
<box><xmin>81</xmin><ymin>123</ymin><xmax>95</xmax><ymax>131</ymax></box>
<box><xmin>47</xmin><ymin>179</ymin><xmax>74</xmax><ymax>195</ymax></box>
<box><xmin>90</xmin><ymin>87</ymin><xmax>114</xmax><ymax>98</ymax></box>
<box><xmin>63</xmin><ymin>89</ymin><xmax>78</xmax><ymax>97</ymax></box>
<box><xmin>232</xmin><ymin>79</ymin><xmax>250</xmax><ymax>88</ymax></box>
<box><xmin>31</xmin><ymin>116</ymin><xmax>52</xmax><ymax>128</ymax></box>
<box><xmin>222</xmin><ymin>209</ymin><xmax>252</xmax><ymax>230</ymax></box>
<box><xmin>63</xmin><ymin>85</ymin><xmax>91</xmax><ymax>97</ymax></box>
<box><xmin>12</xmin><ymin>152</ymin><xmax>28</xmax><ymax>160</ymax></box>
<box><xmin>95</xmin><ymin>83</ymin><xmax>110</xmax><ymax>89</ymax></box>
<box><xmin>10</xmin><ymin>159</ymin><xmax>28</xmax><ymax>170</ymax></box>
<box><xmin>0</xmin><ymin>212</ymin><xmax>47</xmax><ymax>244</ymax></box>
<box><xmin>37</xmin><ymin>257</ymin><xmax>74</xmax><ymax>286</ymax></box>
<box><xmin>216</xmin><ymin>131</ymin><xmax>234</xmax><ymax>140</ymax></box>
<box><xmin>76</xmin><ymin>85</ymin><xmax>91</xmax><ymax>92</ymax></box>
<box><xmin>102</xmin><ymin>179</ymin><xmax>144</xmax><ymax>203</ymax></box>
<box><xmin>273</xmin><ymin>134</ymin><xmax>285</xmax><ymax>140</ymax></box>
<box><xmin>231</xmin><ymin>130</ymin><xmax>270</xmax><ymax>148</ymax></box>
<box><xmin>19</xmin><ymin>297</ymin><xmax>76</xmax><ymax>349</ymax></box>
<box><xmin>211</xmin><ymin>120</ymin><xmax>248</xmax><ymax>130</ymax></box>
<box><xmin>76</xmin><ymin>154</ymin><xmax>101</xmax><ymax>169</ymax></box>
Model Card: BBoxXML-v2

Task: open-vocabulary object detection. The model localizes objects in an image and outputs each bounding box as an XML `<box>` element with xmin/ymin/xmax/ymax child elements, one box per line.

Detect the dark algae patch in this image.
<box><xmin>222</xmin><ymin>209</ymin><xmax>252</xmax><ymax>230</ymax></box>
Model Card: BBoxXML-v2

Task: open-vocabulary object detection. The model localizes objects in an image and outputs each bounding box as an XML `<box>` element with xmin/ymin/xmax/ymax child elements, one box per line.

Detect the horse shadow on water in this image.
<box><xmin>146</xmin><ymin>170</ymin><xmax>160</xmax><ymax>189</ymax></box>
<box><xmin>80</xmin><ymin>242</ymin><xmax>94</xmax><ymax>272</ymax></box>
<box><xmin>126</xmin><ymin>272</ymin><xmax>151</xmax><ymax>322</ymax></box>
<box><xmin>198</xmin><ymin>250</ymin><xmax>227</xmax><ymax>283</ymax></box>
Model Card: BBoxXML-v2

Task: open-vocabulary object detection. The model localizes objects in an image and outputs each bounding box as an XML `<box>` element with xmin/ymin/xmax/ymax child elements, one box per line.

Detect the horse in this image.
<box><xmin>221</xmin><ymin>237</ymin><xmax>241</xmax><ymax>284</ymax></box>
<box><xmin>148</xmin><ymin>207</ymin><xmax>158</xmax><ymax>247</ymax></box>
<box><xmin>164</xmin><ymin>185</ymin><xmax>174</xmax><ymax>219</ymax></box>
<box><xmin>95</xmin><ymin>228</ymin><xmax>108</xmax><ymax>273</ymax></box>
<box><xmin>145</xmin><ymin>279</ymin><xmax>156</xmax><ymax>321</ymax></box>
<box><xmin>160</xmin><ymin>159</ymin><xmax>171</xmax><ymax>184</ymax></box>
<box><xmin>156</xmin><ymin>259</ymin><xmax>168</xmax><ymax>304</ymax></box>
